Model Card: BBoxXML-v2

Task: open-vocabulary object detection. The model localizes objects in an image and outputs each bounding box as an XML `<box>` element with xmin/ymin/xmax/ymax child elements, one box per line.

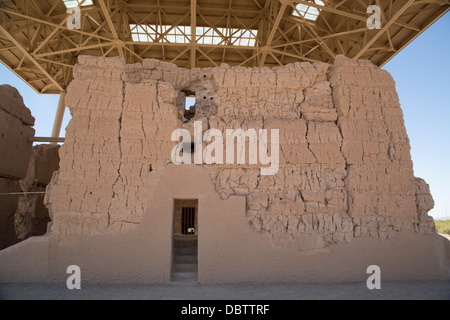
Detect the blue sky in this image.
<box><xmin>382</xmin><ymin>12</ymin><xmax>450</xmax><ymax>220</ymax></box>
<box><xmin>0</xmin><ymin>12</ymin><xmax>448</xmax><ymax>219</ymax></box>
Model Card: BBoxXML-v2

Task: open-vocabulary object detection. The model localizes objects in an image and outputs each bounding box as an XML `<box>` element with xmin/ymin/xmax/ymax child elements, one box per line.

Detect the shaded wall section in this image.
<box><xmin>0</xmin><ymin>85</ymin><xmax>60</xmax><ymax>249</ymax></box>
<box><xmin>0</xmin><ymin>85</ymin><xmax>35</xmax><ymax>249</ymax></box>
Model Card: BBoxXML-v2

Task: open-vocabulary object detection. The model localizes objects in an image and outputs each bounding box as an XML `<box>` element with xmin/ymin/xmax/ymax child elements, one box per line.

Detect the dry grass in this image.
<box><xmin>434</xmin><ymin>219</ymin><xmax>450</xmax><ymax>235</ymax></box>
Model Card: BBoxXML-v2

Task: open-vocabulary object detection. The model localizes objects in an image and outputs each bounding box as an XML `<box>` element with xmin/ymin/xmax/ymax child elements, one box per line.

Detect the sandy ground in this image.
<box><xmin>0</xmin><ymin>280</ymin><xmax>449</xmax><ymax>300</ymax></box>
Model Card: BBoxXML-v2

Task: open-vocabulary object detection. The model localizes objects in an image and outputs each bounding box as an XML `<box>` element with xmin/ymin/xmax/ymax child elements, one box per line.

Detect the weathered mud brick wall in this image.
<box><xmin>46</xmin><ymin>55</ymin><xmax>435</xmax><ymax>250</ymax></box>
<box><xmin>15</xmin><ymin>144</ymin><xmax>60</xmax><ymax>241</ymax></box>
<box><xmin>47</xmin><ymin>56</ymin><xmax>179</xmax><ymax>237</ymax></box>
<box><xmin>205</xmin><ymin>61</ymin><xmax>349</xmax><ymax>250</ymax></box>
<box><xmin>0</xmin><ymin>85</ymin><xmax>35</xmax><ymax>179</ymax></box>
<box><xmin>0</xmin><ymin>85</ymin><xmax>35</xmax><ymax>248</ymax></box>
<box><xmin>0</xmin><ymin>85</ymin><xmax>60</xmax><ymax>248</ymax></box>
<box><xmin>329</xmin><ymin>57</ymin><xmax>435</xmax><ymax>240</ymax></box>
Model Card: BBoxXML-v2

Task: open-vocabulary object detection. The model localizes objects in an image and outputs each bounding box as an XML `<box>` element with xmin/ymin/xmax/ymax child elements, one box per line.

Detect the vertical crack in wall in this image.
<box><xmin>328</xmin><ymin>67</ymin><xmax>353</xmax><ymax>231</ymax></box>
<box><xmin>305</xmin><ymin>120</ymin><xmax>318</xmax><ymax>163</ymax></box>
<box><xmin>106</xmin><ymin>81</ymin><xmax>125</xmax><ymax>229</ymax></box>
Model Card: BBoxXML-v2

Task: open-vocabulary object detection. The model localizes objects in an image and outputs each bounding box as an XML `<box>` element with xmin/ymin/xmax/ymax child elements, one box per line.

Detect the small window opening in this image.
<box><xmin>184</xmin><ymin>90</ymin><xmax>196</xmax><ymax>121</ymax></box>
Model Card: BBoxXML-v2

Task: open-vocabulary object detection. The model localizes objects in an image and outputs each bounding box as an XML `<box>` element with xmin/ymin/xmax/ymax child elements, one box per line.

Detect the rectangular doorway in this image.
<box><xmin>172</xmin><ymin>199</ymin><xmax>198</xmax><ymax>283</ymax></box>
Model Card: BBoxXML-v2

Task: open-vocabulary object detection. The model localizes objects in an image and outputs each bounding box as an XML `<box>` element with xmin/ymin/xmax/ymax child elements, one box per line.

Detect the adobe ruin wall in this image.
<box><xmin>45</xmin><ymin>54</ymin><xmax>436</xmax><ymax>252</ymax></box>
<box><xmin>0</xmin><ymin>85</ymin><xmax>60</xmax><ymax>248</ymax></box>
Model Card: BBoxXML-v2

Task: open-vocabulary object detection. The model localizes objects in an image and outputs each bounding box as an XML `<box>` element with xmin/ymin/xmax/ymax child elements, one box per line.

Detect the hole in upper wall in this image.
<box><xmin>183</xmin><ymin>90</ymin><xmax>196</xmax><ymax>121</ymax></box>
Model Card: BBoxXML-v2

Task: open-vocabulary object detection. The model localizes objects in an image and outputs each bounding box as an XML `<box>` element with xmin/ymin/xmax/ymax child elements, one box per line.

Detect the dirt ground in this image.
<box><xmin>0</xmin><ymin>279</ymin><xmax>449</xmax><ymax>300</ymax></box>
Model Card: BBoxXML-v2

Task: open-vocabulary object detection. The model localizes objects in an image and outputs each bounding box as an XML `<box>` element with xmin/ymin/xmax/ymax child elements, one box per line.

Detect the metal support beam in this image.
<box><xmin>355</xmin><ymin>0</ymin><xmax>415</xmax><ymax>59</ymax></box>
<box><xmin>0</xmin><ymin>0</ymin><xmax>446</xmax><ymax>92</ymax></box>
<box><xmin>98</xmin><ymin>0</ymin><xmax>125</xmax><ymax>58</ymax></box>
<box><xmin>292</xmin><ymin>4</ymin><xmax>335</xmax><ymax>61</ymax></box>
<box><xmin>190</xmin><ymin>0</ymin><xmax>197</xmax><ymax>69</ymax></box>
<box><xmin>51</xmin><ymin>92</ymin><xmax>66</xmax><ymax>144</ymax></box>
<box><xmin>30</xmin><ymin>137</ymin><xmax>65</xmax><ymax>143</ymax></box>
<box><xmin>0</xmin><ymin>25</ymin><xmax>64</xmax><ymax>92</ymax></box>
<box><xmin>259</xmin><ymin>1</ymin><xmax>289</xmax><ymax>67</ymax></box>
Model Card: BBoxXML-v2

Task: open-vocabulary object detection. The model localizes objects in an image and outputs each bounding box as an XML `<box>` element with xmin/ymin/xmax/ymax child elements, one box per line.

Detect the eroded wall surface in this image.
<box><xmin>15</xmin><ymin>144</ymin><xmax>60</xmax><ymax>240</ymax></box>
<box><xmin>0</xmin><ymin>85</ymin><xmax>60</xmax><ymax>248</ymax></box>
<box><xmin>0</xmin><ymin>85</ymin><xmax>35</xmax><ymax>249</ymax></box>
<box><xmin>0</xmin><ymin>85</ymin><xmax>35</xmax><ymax>180</ymax></box>
<box><xmin>46</xmin><ymin>55</ymin><xmax>435</xmax><ymax>253</ymax></box>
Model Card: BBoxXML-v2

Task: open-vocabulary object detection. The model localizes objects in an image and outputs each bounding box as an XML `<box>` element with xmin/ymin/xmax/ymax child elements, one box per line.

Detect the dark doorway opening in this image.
<box><xmin>181</xmin><ymin>207</ymin><xmax>196</xmax><ymax>235</ymax></box>
<box><xmin>172</xmin><ymin>199</ymin><xmax>198</xmax><ymax>283</ymax></box>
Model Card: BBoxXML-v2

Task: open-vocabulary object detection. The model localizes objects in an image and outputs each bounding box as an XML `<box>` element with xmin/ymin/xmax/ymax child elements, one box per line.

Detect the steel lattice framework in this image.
<box><xmin>0</xmin><ymin>0</ymin><xmax>448</xmax><ymax>94</ymax></box>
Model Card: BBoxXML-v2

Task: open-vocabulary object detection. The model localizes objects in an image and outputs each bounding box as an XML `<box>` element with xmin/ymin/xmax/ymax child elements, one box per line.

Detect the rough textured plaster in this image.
<box><xmin>0</xmin><ymin>85</ymin><xmax>36</xmax><ymax>249</ymax></box>
<box><xmin>1</xmin><ymin>164</ymin><xmax>448</xmax><ymax>284</ymax></box>
<box><xmin>45</xmin><ymin>55</ymin><xmax>435</xmax><ymax>252</ymax></box>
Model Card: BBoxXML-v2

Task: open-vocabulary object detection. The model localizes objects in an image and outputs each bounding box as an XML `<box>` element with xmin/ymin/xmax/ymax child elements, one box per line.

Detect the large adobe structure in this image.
<box><xmin>0</xmin><ymin>54</ymin><xmax>448</xmax><ymax>283</ymax></box>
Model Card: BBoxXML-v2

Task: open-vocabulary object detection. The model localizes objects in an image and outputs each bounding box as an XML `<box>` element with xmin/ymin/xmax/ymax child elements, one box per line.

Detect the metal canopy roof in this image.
<box><xmin>0</xmin><ymin>0</ymin><xmax>448</xmax><ymax>94</ymax></box>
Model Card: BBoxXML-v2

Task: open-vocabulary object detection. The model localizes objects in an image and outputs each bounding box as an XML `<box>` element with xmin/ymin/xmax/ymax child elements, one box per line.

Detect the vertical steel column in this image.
<box><xmin>50</xmin><ymin>91</ymin><xmax>66</xmax><ymax>144</ymax></box>
<box><xmin>190</xmin><ymin>0</ymin><xmax>197</xmax><ymax>69</ymax></box>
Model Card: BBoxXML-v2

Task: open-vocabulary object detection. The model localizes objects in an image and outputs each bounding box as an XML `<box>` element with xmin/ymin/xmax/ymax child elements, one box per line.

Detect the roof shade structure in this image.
<box><xmin>62</xmin><ymin>0</ymin><xmax>94</xmax><ymax>8</ymax></box>
<box><xmin>292</xmin><ymin>0</ymin><xmax>325</xmax><ymax>21</ymax></box>
<box><xmin>0</xmin><ymin>0</ymin><xmax>448</xmax><ymax>94</ymax></box>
